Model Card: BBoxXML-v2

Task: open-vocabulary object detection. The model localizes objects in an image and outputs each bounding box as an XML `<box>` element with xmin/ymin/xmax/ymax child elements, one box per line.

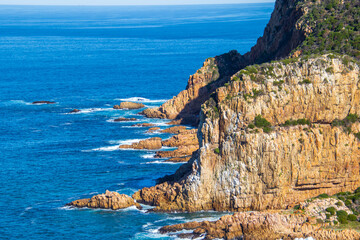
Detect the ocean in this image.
<box><xmin>0</xmin><ymin>3</ymin><xmax>273</xmax><ymax>239</ymax></box>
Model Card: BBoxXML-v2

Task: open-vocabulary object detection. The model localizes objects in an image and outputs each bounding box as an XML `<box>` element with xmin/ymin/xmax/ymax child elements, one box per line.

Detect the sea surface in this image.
<box><xmin>0</xmin><ymin>4</ymin><xmax>273</xmax><ymax>239</ymax></box>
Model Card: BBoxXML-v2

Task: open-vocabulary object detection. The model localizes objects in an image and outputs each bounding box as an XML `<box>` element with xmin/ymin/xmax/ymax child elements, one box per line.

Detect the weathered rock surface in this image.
<box><xmin>134</xmin><ymin>56</ymin><xmax>360</xmax><ymax>212</ymax></box>
<box><xmin>67</xmin><ymin>190</ymin><xmax>142</xmax><ymax>210</ymax></box>
<box><xmin>113</xmin><ymin>117</ymin><xmax>137</xmax><ymax>122</ymax></box>
<box><xmin>114</xmin><ymin>102</ymin><xmax>145</xmax><ymax>109</ymax></box>
<box><xmin>119</xmin><ymin>137</ymin><xmax>162</xmax><ymax>150</ymax></box>
<box><xmin>32</xmin><ymin>101</ymin><xmax>55</xmax><ymax>104</ymax></box>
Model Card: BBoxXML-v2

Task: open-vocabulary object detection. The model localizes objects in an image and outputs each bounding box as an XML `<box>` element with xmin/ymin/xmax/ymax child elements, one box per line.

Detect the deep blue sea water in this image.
<box><xmin>0</xmin><ymin>4</ymin><xmax>273</xmax><ymax>239</ymax></box>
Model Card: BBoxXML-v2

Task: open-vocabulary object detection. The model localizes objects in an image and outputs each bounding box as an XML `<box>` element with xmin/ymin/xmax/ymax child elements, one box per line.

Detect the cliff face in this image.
<box><xmin>134</xmin><ymin>56</ymin><xmax>360</xmax><ymax>212</ymax></box>
<box><xmin>142</xmin><ymin>0</ymin><xmax>308</xmax><ymax>125</ymax></box>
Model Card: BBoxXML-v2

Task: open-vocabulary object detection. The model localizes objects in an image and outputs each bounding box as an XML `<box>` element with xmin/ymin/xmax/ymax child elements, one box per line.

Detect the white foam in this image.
<box><xmin>79</xmin><ymin>108</ymin><xmax>115</xmax><ymax>114</ymax></box>
<box><xmin>141</xmin><ymin>153</ymin><xmax>155</xmax><ymax>159</ymax></box>
<box><xmin>82</xmin><ymin>145</ymin><xmax>119</xmax><ymax>152</ymax></box>
<box><xmin>115</xmin><ymin>97</ymin><xmax>167</xmax><ymax>103</ymax></box>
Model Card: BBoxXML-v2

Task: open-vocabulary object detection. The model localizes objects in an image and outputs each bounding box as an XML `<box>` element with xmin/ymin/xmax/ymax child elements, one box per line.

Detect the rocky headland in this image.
<box><xmin>68</xmin><ymin>0</ymin><xmax>360</xmax><ymax>238</ymax></box>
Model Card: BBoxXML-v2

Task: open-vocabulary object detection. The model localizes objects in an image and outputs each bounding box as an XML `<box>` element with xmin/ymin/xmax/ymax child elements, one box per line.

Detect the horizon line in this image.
<box><xmin>0</xmin><ymin>1</ymin><xmax>275</xmax><ymax>6</ymax></box>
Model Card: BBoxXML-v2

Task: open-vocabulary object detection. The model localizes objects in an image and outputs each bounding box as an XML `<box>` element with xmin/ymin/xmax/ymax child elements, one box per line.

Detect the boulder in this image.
<box><xmin>67</xmin><ymin>190</ymin><xmax>142</xmax><ymax>210</ymax></box>
<box><xmin>32</xmin><ymin>101</ymin><xmax>55</xmax><ymax>104</ymax></box>
<box><xmin>114</xmin><ymin>102</ymin><xmax>145</xmax><ymax>109</ymax></box>
<box><xmin>155</xmin><ymin>145</ymin><xmax>198</xmax><ymax>158</ymax></box>
<box><xmin>113</xmin><ymin>117</ymin><xmax>137</xmax><ymax>122</ymax></box>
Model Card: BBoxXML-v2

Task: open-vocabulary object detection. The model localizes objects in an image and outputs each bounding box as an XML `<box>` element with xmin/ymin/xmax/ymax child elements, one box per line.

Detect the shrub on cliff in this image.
<box><xmin>348</xmin><ymin>214</ymin><xmax>358</xmax><ymax>221</ymax></box>
<box><xmin>326</xmin><ymin>207</ymin><xmax>336</xmax><ymax>215</ymax></box>
<box><xmin>296</xmin><ymin>0</ymin><xmax>360</xmax><ymax>60</ymax></box>
<box><xmin>254</xmin><ymin>115</ymin><xmax>271</xmax><ymax>128</ymax></box>
<box><xmin>337</xmin><ymin>210</ymin><xmax>349</xmax><ymax>224</ymax></box>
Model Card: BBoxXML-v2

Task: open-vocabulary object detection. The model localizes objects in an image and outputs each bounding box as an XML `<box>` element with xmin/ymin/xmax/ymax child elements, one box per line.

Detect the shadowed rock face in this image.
<box><xmin>141</xmin><ymin>0</ymin><xmax>306</xmax><ymax>125</ymax></box>
<box><xmin>133</xmin><ymin>56</ymin><xmax>360</xmax><ymax>212</ymax></box>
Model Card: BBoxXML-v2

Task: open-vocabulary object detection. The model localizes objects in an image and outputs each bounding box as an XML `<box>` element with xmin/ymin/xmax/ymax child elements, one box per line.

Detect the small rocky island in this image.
<box><xmin>68</xmin><ymin>0</ymin><xmax>360</xmax><ymax>239</ymax></box>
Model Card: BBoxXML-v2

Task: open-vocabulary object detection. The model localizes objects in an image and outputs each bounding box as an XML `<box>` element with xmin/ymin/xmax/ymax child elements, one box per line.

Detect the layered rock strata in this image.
<box><xmin>133</xmin><ymin>56</ymin><xmax>360</xmax><ymax>212</ymax></box>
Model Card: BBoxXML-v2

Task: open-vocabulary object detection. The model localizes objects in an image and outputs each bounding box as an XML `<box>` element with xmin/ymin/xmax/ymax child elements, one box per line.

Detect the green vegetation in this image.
<box><xmin>336</xmin><ymin>210</ymin><xmax>349</xmax><ymax>224</ymax></box>
<box><xmin>326</xmin><ymin>207</ymin><xmax>336</xmax><ymax>215</ymax></box>
<box><xmin>348</xmin><ymin>214</ymin><xmax>358</xmax><ymax>221</ymax></box>
<box><xmin>331</xmin><ymin>113</ymin><xmax>360</xmax><ymax>139</ymax></box>
<box><xmin>214</xmin><ymin>148</ymin><xmax>220</xmax><ymax>154</ymax></box>
<box><xmin>299</xmin><ymin>78</ymin><xmax>312</xmax><ymax>84</ymax></box>
<box><xmin>296</xmin><ymin>0</ymin><xmax>360</xmax><ymax>60</ymax></box>
<box><xmin>283</xmin><ymin>118</ymin><xmax>311</xmax><ymax>127</ymax></box>
<box><xmin>243</xmin><ymin>89</ymin><xmax>264</xmax><ymax>101</ymax></box>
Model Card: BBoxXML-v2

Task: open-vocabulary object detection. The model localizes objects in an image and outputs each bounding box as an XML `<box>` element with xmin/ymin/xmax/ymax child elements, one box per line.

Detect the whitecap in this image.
<box><xmin>141</xmin><ymin>153</ymin><xmax>155</xmax><ymax>159</ymax></box>
<box><xmin>115</xmin><ymin>97</ymin><xmax>167</xmax><ymax>103</ymax></box>
<box><xmin>82</xmin><ymin>145</ymin><xmax>119</xmax><ymax>152</ymax></box>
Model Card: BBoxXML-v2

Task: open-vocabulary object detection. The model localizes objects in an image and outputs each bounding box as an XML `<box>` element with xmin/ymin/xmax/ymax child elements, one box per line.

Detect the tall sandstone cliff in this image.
<box><xmin>134</xmin><ymin>0</ymin><xmax>360</xmax><ymax>212</ymax></box>
<box><xmin>134</xmin><ymin>56</ymin><xmax>360</xmax><ymax>211</ymax></box>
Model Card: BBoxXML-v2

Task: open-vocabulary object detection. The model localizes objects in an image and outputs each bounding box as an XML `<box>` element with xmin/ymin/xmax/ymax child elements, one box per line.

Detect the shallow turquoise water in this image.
<box><xmin>0</xmin><ymin>4</ymin><xmax>273</xmax><ymax>239</ymax></box>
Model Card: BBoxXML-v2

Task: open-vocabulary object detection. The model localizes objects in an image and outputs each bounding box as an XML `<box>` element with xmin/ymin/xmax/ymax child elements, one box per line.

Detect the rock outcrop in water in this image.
<box><xmin>32</xmin><ymin>101</ymin><xmax>55</xmax><ymax>104</ymax></box>
<box><xmin>67</xmin><ymin>190</ymin><xmax>142</xmax><ymax>210</ymax></box>
<box><xmin>114</xmin><ymin>102</ymin><xmax>145</xmax><ymax>109</ymax></box>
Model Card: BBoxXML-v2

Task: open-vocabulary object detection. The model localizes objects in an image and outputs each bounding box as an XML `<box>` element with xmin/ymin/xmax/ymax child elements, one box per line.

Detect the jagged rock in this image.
<box><xmin>119</xmin><ymin>137</ymin><xmax>162</xmax><ymax>150</ymax></box>
<box><xmin>67</xmin><ymin>190</ymin><xmax>142</xmax><ymax>210</ymax></box>
<box><xmin>155</xmin><ymin>145</ymin><xmax>198</xmax><ymax>159</ymax></box>
<box><xmin>69</xmin><ymin>109</ymin><xmax>80</xmax><ymax>113</ymax></box>
<box><xmin>32</xmin><ymin>101</ymin><xmax>55</xmax><ymax>104</ymax></box>
<box><xmin>113</xmin><ymin>102</ymin><xmax>145</xmax><ymax>109</ymax></box>
<box><xmin>146</xmin><ymin>127</ymin><xmax>160</xmax><ymax>133</ymax></box>
<box><xmin>132</xmin><ymin>123</ymin><xmax>155</xmax><ymax>127</ymax></box>
<box><xmin>113</xmin><ymin>117</ymin><xmax>137</xmax><ymax>122</ymax></box>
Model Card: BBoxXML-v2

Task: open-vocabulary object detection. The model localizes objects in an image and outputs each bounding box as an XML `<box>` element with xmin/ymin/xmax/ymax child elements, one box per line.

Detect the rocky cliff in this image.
<box><xmin>134</xmin><ymin>55</ymin><xmax>360</xmax><ymax>212</ymax></box>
